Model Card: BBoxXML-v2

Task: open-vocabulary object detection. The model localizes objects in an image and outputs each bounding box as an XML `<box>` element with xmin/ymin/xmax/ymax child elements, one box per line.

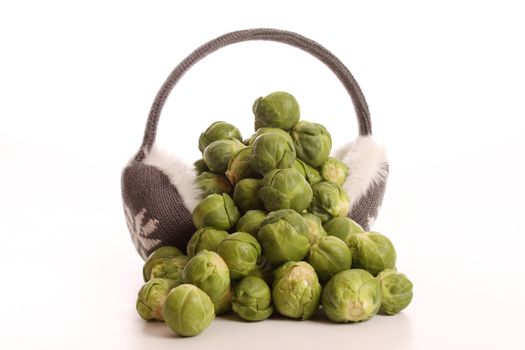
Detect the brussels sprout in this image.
<box><xmin>233</xmin><ymin>178</ymin><xmax>265</xmax><ymax>213</ymax></box>
<box><xmin>308</xmin><ymin>182</ymin><xmax>350</xmax><ymax>222</ymax></box>
<box><xmin>259</xmin><ymin>168</ymin><xmax>313</xmax><ymax>213</ymax></box>
<box><xmin>257</xmin><ymin>209</ymin><xmax>310</xmax><ymax>265</ymax></box>
<box><xmin>163</xmin><ymin>284</ymin><xmax>215</xmax><ymax>337</ymax></box>
<box><xmin>236</xmin><ymin>210</ymin><xmax>267</xmax><ymax>238</ymax></box>
<box><xmin>232</xmin><ymin>276</ymin><xmax>274</xmax><ymax>321</ymax></box>
<box><xmin>347</xmin><ymin>232</ymin><xmax>397</xmax><ymax>276</ymax></box>
<box><xmin>291</xmin><ymin>121</ymin><xmax>332</xmax><ymax>168</ymax></box>
<box><xmin>143</xmin><ymin>246</ymin><xmax>183</xmax><ymax>282</ymax></box>
<box><xmin>196</xmin><ymin>172</ymin><xmax>233</xmax><ymax>198</ymax></box>
<box><xmin>246</xmin><ymin>127</ymin><xmax>291</xmax><ymax>146</ymax></box>
<box><xmin>182</xmin><ymin>250</ymin><xmax>232</xmax><ymax>315</ymax></box>
<box><xmin>198</xmin><ymin>121</ymin><xmax>242</xmax><ymax>153</ymax></box>
<box><xmin>272</xmin><ymin>261</ymin><xmax>322</xmax><ymax>319</ymax></box>
<box><xmin>217</xmin><ymin>232</ymin><xmax>261</xmax><ymax>280</ymax></box>
<box><xmin>376</xmin><ymin>269</ymin><xmax>413</xmax><ymax>315</ymax></box>
<box><xmin>150</xmin><ymin>255</ymin><xmax>189</xmax><ymax>284</ymax></box>
<box><xmin>292</xmin><ymin>159</ymin><xmax>322</xmax><ymax>185</ymax></box>
<box><xmin>302</xmin><ymin>213</ymin><xmax>327</xmax><ymax>244</ymax></box>
<box><xmin>136</xmin><ymin>278</ymin><xmax>178</xmax><ymax>321</ymax></box>
<box><xmin>323</xmin><ymin>217</ymin><xmax>364</xmax><ymax>245</ymax></box>
<box><xmin>225</xmin><ymin>147</ymin><xmax>259</xmax><ymax>185</ymax></box>
<box><xmin>192</xmin><ymin>193</ymin><xmax>240</xmax><ymax>230</ymax></box>
<box><xmin>320</xmin><ymin>158</ymin><xmax>349</xmax><ymax>186</ymax></box>
<box><xmin>250</xmin><ymin>132</ymin><xmax>296</xmax><ymax>175</ymax></box>
<box><xmin>186</xmin><ymin>227</ymin><xmax>229</xmax><ymax>258</ymax></box>
<box><xmin>322</xmin><ymin>269</ymin><xmax>382</xmax><ymax>323</ymax></box>
<box><xmin>253</xmin><ymin>91</ymin><xmax>300</xmax><ymax>130</ymax></box>
<box><xmin>203</xmin><ymin>139</ymin><xmax>245</xmax><ymax>174</ymax></box>
<box><xmin>307</xmin><ymin>236</ymin><xmax>351</xmax><ymax>282</ymax></box>
<box><xmin>193</xmin><ymin>158</ymin><xmax>209</xmax><ymax>175</ymax></box>
<box><xmin>249</xmin><ymin>255</ymin><xmax>275</xmax><ymax>285</ymax></box>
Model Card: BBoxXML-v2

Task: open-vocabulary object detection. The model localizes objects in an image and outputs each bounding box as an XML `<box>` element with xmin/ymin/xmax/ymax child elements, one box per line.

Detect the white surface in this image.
<box><xmin>1</xmin><ymin>1</ymin><xmax>525</xmax><ymax>349</ymax></box>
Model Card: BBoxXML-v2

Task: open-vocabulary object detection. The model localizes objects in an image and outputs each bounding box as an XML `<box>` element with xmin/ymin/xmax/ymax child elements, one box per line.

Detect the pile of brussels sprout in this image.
<box><xmin>135</xmin><ymin>91</ymin><xmax>413</xmax><ymax>337</ymax></box>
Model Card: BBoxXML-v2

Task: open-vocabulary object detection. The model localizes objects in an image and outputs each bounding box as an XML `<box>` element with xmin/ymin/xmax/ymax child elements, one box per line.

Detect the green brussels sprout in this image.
<box><xmin>198</xmin><ymin>121</ymin><xmax>242</xmax><ymax>153</ymax></box>
<box><xmin>196</xmin><ymin>172</ymin><xmax>233</xmax><ymax>198</ymax></box>
<box><xmin>233</xmin><ymin>178</ymin><xmax>265</xmax><ymax>213</ymax></box>
<box><xmin>236</xmin><ymin>210</ymin><xmax>267</xmax><ymax>238</ymax></box>
<box><xmin>143</xmin><ymin>246</ymin><xmax>183</xmax><ymax>282</ymax></box>
<box><xmin>292</xmin><ymin>159</ymin><xmax>322</xmax><ymax>185</ymax></box>
<box><xmin>253</xmin><ymin>91</ymin><xmax>300</xmax><ymax>130</ymax></box>
<box><xmin>163</xmin><ymin>284</ymin><xmax>215</xmax><ymax>337</ymax></box>
<box><xmin>322</xmin><ymin>269</ymin><xmax>382</xmax><ymax>323</ymax></box>
<box><xmin>302</xmin><ymin>213</ymin><xmax>327</xmax><ymax>244</ymax></box>
<box><xmin>290</xmin><ymin>121</ymin><xmax>332</xmax><ymax>168</ymax></box>
<box><xmin>320</xmin><ymin>158</ymin><xmax>349</xmax><ymax>186</ymax></box>
<box><xmin>272</xmin><ymin>261</ymin><xmax>322</xmax><ymax>319</ymax></box>
<box><xmin>193</xmin><ymin>158</ymin><xmax>209</xmax><ymax>175</ymax></box>
<box><xmin>376</xmin><ymin>269</ymin><xmax>413</xmax><ymax>315</ymax></box>
<box><xmin>323</xmin><ymin>217</ymin><xmax>364</xmax><ymax>245</ymax></box>
<box><xmin>217</xmin><ymin>232</ymin><xmax>261</xmax><ymax>280</ymax></box>
<box><xmin>250</xmin><ymin>132</ymin><xmax>296</xmax><ymax>175</ymax></box>
<box><xmin>308</xmin><ymin>182</ymin><xmax>350</xmax><ymax>222</ymax></box>
<box><xmin>182</xmin><ymin>250</ymin><xmax>232</xmax><ymax>315</ymax></box>
<box><xmin>186</xmin><ymin>227</ymin><xmax>229</xmax><ymax>258</ymax></box>
<box><xmin>307</xmin><ymin>236</ymin><xmax>352</xmax><ymax>282</ymax></box>
<box><xmin>225</xmin><ymin>147</ymin><xmax>259</xmax><ymax>185</ymax></box>
<box><xmin>259</xmin><ymin>168</ymin><xmax>313</xmax><ymax>213</ymax></box>
<box><xmin>249</xmin><ymin>255</ymin><xmax>275</xmax><ymax>285</ymax></box>
<box><xmin>232</xmin><ymin>276</ymin><xmax>274</xmax><ymax>321</ymax></box>
<box><xmin>203</xmin><ymin>139</ymin><xmax>246</xmax><ymax>174</ymax></box>
<box><xmin>150</xmin><ymin>255</ymin><xmax>189</xmax><ymax>284</ymax></box>
<box><xmin>257</xmin><ymin>209</ymin><xmax>310</xmax><ymax>266</ymax></box>
<box><xmin>347</xmin><ymin>232</ymin><xmax>397</xmax><ymax>276</ymax></box>
<box><xmin>192</xmin><ymin>193</ymin><xmax>240</xmax><ymax>230</ymax></box>
<box><xmin>246</xmin><ymin>127</ymin><xmax>291</xmax><ymax>146</ymax></box>
<box><xmin>136</xmin><ymin>278</ymin><xmax>178</xmax><ymax>321</ymax></box>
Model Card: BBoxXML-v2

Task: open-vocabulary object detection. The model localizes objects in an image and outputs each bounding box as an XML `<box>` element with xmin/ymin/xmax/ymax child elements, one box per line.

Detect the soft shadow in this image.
<box><xmin>140</xmin><ymin>320</ymin><xmax>177</xmax><ymax>338</ymax></box>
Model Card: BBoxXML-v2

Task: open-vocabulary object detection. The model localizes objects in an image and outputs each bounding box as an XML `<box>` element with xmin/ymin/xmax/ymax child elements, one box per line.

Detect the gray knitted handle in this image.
<box><xmin>138</xmin><ymin>28</ymin><xmax>372</xmax><ymax>160</ymax></box>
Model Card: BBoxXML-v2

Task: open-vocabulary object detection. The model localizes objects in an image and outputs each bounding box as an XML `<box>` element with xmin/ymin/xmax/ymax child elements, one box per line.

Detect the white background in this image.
<box><xmin>1</xmin><ymin>1</ymin><xmax>524</xmax><ymax>349</ymax></box>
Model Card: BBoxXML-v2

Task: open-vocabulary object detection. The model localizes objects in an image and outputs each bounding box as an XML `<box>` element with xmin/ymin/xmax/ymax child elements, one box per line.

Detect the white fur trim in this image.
<box><xmin>334</xmin><ymin>136</ymin><xmax>388</xmax><ymax>210</ymax></box>
<box><xmin>142</xmin><ymin>145</ymin><xmax>201</xmax><ymax>212</ymax></box>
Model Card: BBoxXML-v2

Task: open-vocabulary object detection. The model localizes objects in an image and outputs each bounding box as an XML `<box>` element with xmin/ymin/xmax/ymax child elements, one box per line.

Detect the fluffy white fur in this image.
<box><xmin>334</xmin><ymin>136</ymin><xmax>388</xmax><ymax>210</ymax></box>
<box><xmin>142</xmin><ymin>145</ymin><xmax>201</xmax><ymax>212</ymax></box>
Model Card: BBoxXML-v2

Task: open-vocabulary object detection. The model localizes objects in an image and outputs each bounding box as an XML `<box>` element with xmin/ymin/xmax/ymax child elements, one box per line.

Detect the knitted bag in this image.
<box><xmin>121</xmin><ymin>28</ymin><xmax>388</xmax><ymax>260</ymax></box>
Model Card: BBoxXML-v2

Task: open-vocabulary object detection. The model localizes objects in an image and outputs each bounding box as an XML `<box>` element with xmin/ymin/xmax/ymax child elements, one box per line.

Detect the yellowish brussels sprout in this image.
<box><xmin>136</xmin><ymin>278</ymin><xmax>178</xmax><ymax>321</ymax></box>
<box><xmin>163</xmin><ymin>284</ymin><xmax>215</xmax><ymax>337</ymax></box>
<box><xmin>182</xmin><ymin>250</ymin><xmax>232</xmax><ymax>315</ymax></box>
<box><xmin>217</xmin><ymin>232</ymin><xmax>262</xmax><ymax>280</ymax></box>
<box><xmin>272</xmin><ymin>261</ymin><xmax>321</xmax><ymax>320</ymax></box>
<box><xmin>322</xmin><ymin>269</ymin><xmax>381</xmax><ymax>323</ymax></box>
<box><xmin>186</xmin><ymin>227</ymin><xmax>229</xmax><ymax>258</ymax></box>
<box><xmin>376</xmin><ymin>269</ymin><xmax>413</xmax><ymax>315</ymax></box>
<box><xmin>320</xmin><ymin>158</ymin><xmax>349</xmax><ymax>186</ymax></box>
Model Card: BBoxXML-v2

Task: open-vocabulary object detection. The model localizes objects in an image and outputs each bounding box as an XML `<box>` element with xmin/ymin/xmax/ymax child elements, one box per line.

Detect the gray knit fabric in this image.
<box><xmin>121</xmin><ymin>28</ymin><xmax>388</xmax><ymax>260</ymax></box>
